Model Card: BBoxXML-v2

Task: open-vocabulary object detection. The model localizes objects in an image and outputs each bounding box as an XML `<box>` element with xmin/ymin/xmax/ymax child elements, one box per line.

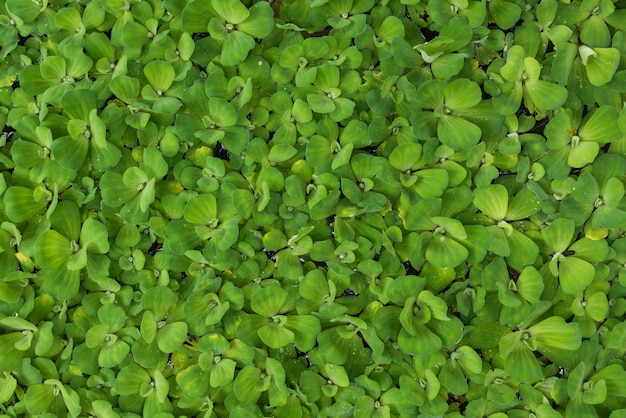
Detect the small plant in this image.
<box><xmin>1</xmin><ymin>0</ymin><xmax>626</xmax><ymax>416</ymax></box>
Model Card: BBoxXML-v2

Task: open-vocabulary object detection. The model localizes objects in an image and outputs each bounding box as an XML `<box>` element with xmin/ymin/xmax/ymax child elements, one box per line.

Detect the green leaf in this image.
<box><xmin>67</xmin><ymin>245</ymin><xmax>88</xmax><ymax>271</ymax></box>
<box><xmin>138</xmin><ymin>178</ymin><xmax>156</xmax><ymax>213</ymax></box>
<box><xmin>292</xmin><ymin>98</ymin><xmax>313</xmax><ymax>123</ymax></box>
<box><xmin>432</xmin><ymin>53</ymin><xmax>466</xmax><ymax>80</ymax></box>
<box><xmin>208</xmin><ymin>97</ymin><xmax>238</xmax><ymax>127</ymax></box>
<box><xmin>397</xmin><ymin>326</ymin><xmax>442</xmax><ymax>356</ymax></box>
<box><xmin>419</xmin><ymin>290</ymin><xmax>450</xmax><ymax>320</ymax></box>
<box><xmin>90</xmin><ymin>400</ymin><xmax>121</xmax><ymax>418</ymax></box>
<box><xmin>99</xmin><ymin>340</ymin><xmax>130</xmax><ymax>368</ymax></box>
<box><xmin>142</xmin><ymin>286</ymin><xmax>176</xmax><ymax>320</ymax></box>
<box><xmin>258</xmin><ymin>322</ymin><xmax>294</xmax><ymax>348</ymax></box>
<box><xmin>389</xmin><ymin>143</ymin><xmax>422</xmax><ymax>171</ymax></box>
<box><xmin>24</xmin><ymin>384</ymin><xmax>57</xmax><ymax>416</ymax></box>
<box><xmin>139</xmin><ymin>148</ymin><xmax>166</xmax><ymax>180</ymax></box>
<box><xmin>3</xmin><ymin>186</ymin><xmax>49</xmax><ymax>223</ymax></box>
<box><xmin>506</xmin><ymin>344</ymin><xmax>543</xmax><ymax>384</ymax></box>
<box><xmin>183</xmin><ymin>194</ymin><xmax>217</xmax><ymax>224</ymax></box>
<box><xmin>35</xmin><ymin>322</ymin><xmax>54</xmax><ymax>356</ymax></box>
<box><xmin>221</xmin><ymin>30</ymin><xmax>255</xmax><ymax>66</ymax></box>
<box><xmin>251</xmin><ymin>286</ymin><xmax>287</xmax><ymax>317</ymax></box>
<box><xmin>212</xmin><ymin>0</ymin><xmax>249</xmax><ymax>24</ymax></box>
<box><xmin>114</xmin><ymin>363</ymin><xmax>151</xmax><ymax>395</ymax></box>
<box><xmin>141</xmin><ymin>311</ymin><xmax>157</xmax><ymax>344</ymax></box>
<box><xmin>6</xmin><ymin>0</ymin><xmax>43</xmax><ymax>23</ymax></box>
<box><xmin>516</xmin><ymin>266</ymin><xmax>544</xmax><ymax>303</ymax></box>
<box><xmin>474</xmin><ymin>184</ymin><xmax>508</xmax><ymax>220</ymax></box>
<box><xmin>572</xmin><ymin>172</ymin><xmax>600</xmax><ymax>204</ymax></box>
<box><xmin>400</xmin><ymin>296</ymin><xmax>428</xmax><ymax>335</ymax></box>
<box><xmin>378</xmin><ymin>15</ymin><xmax>404</xmax><ymax>42</ymax></box>
<box><xmin>339</xmin><ymin>119</ymin><xmax>368</xmax><ymax>148</ymax></box>
<box><xmin>122</xmin><ymin>20</ymin><xmax>150</xmax><ymax>47</ymax></box>
<box><xmin>602</xmin><ymin>177</ymin><xmax>625</xmax><ymax>207</ymax></box>
<box><xmin>332</xmin><ymin>143</ymin><xmax>353</xmax><ymax>170</ymax></box>
<box><xmin>211</xmin><ymin>358</ymin><xmax>237</xmax><ymax>388</ymax></box>
<box><xmin>157</xmin><ymin>322</ymin><xmax>188</xmax><ymax>353</ymax></box>
<box><xmin>444</xmin><ymin>79</ymin><xmax>482</xmax><ymax>110</ymax></box>
<box><xmin>237</xmin><ymin>1</ymin><xmax>274</xmax><ymax>38</ymax></box>
<box><xmin>583</xmin><ymin>379</ymin><xmax>607</xmax><ymax>404</ymax></box>
<box><xmin>317</xmin><ymin>328</ymin><xmax>352</xmax><ymax>365</ymax></box>
<box><xmin>455</xmin><ymin>346</ymin><xmax>483</xmax><ymax>375</ymax></box>
<box><xmin>579</xmin><ymin>106</ymin><xmax>622</xmax><ymax>145</ymax></box>
<box><xmin>530</xmin><ymin>316</ymin><xmax>582</xmax><ymax>351</ymax></box>
<box><xmin>40</xmin><ymin>268</ymin><xmax>81</xmax><ymax>300</ymax></box>
<box><xmin>387</xmin><ymin>275</ymin><xmax>426</xmax><ymax>305</ymax></box>
<box><xmin>35</xmin><ymin>230</ymin><xmax>72</xmax><ymax>270</ymax></box>
<box><xmin>152</xmin><ymin>369</ymin><xmax>169</xmax><ymax>404</ymax></box>
<box><xmin>542</xmin><ymin>218</ymin><xmax>575</xmax><ymax>253</ymax></box>
<box><xmin>414</xmin><ymin>169</ymin><xmax>449</xmax><ymax>198</ymax></box>
<box><xmin>357</xmin><ymin>259</ymin><xmax>383</xmax><ymax>278</ymax></box>
<box><xmin>0</xmin><ymin>317</ymin><xmax>37</xmax><ymax>332</ymax></box>
<box><xmin>559</xmin><ymin>256</ymin><xmax>595</xmax><ymax>294</ymax></box>
<box><xmin>524</xmin><ymin>79</ymin><xmax>568</xmax><ymax>113</ymax></box>
<box><xmin>0</xmin><ymin>333</ymin><xmax>30</xmax><ymax>370</ymax></box>
<box><xmin>490</xmin><ymin>0</ymin><xmax>522</xmax><ymax>30</ymax></box>
<box><xmin>176</xmin><ymin>365</ymin><xmax>210</xmax><ymax>397</ymax></box>
<box><xmin>279</xmin><ymin>44</ymin><xmax>304</xmax><ymax>70</ymax></box>
<box><xmin>41</xmin><ymin>56</ymin><xmax>67</xmax><ymax>81</ymax></box>
<box><xmin>580</xmin><ymin>46</ymin><xmax>620</xmax><ymax>86</ymax></box>
<box><xmin>10</xmin><ymin>140</ymin><xmax>43</xmax><ymax>169</ymax></box>
<box><xmin>0</xmin><ymin>372</ymin><xmax>17</xmax><ymax>404</ymax></box>
<box><xmin>438</xmin><ymin>115</ymin><xmax>482</xmax><ymax>150</ymax></box>
<box><xmin>62</xmin><ymin>89</ymin><xmax>97</xmax><ymax>121</ymax></box>
<box><xmin>79</xmin><ymin>218</ymin><xmax>109</xmax><ymax>254</ymax></box>
<box><xmin>55</xmin><ymin>7</ymin><xmax>82</xmax><ymax>32</ymax></box>
<box><xmin>233</xmin><ymin>366</ymin><xmax>264</xmax><ymax>403</ymax></box>
<box><xmin>568</xmin><ymin>237</ymin><xmax>608</xmax><ymax>263</ymax></box>
<box><xmin>315</xmin><ymin>65</ymin><xmax>340</xmax><ymax>92</ymax></box>
<box><xmin>307</xmin><ymin>94</ymin><xmax>335</xmax><ymax>114</ymax></box>
<box><xmin>276</xmin><ymin>249</ymin><xmax>303</xmax><ymax>279</ymax></box>
<box><xmin>51</xmin><ymin>134</ymin><xmax>88</xmax><ymax>171</ymax></box>
<box><xmin>505</xmin><ymin>229</ymin><xmax>539</xmax><ymax>269</ymax></box>
<box><xmin>592</xmin><ymin>364</ymin><xmax>626</xmax><ymax>398</ymax></box>
<box><xmin>569</xmin><ymin>141</ymin><xmax>600</xmax><ymax>168</ymax></box>
<box><xmin>432</xmin><ymin>217</ymin><xmax>467</xmax><ymax>240</ymax></box>
<box><xmin>82</xmin><ymin>1</ymin><xmax>105</xmax><ymax>28</ymax></box>
<box><xmin>439</xmin><ymin>361</ymin><xmax>467</xmax><ymax>395</ymax></box>
<box><xmin>269</xmin><ymin>144</ymin><xmax>298</xmax><ymax>163</ymax></box>
<box><xmin>535</xmin><ymin>0</ymin><xmax>557</xmax><ymax>26</ymax></box>
<box><xmin>284</xmin><ymin>315</ymin><xmax>321</xmax><ymax>352</ymax></box>
<box><xmin>585</xmin><ymin>292</ymin><xmax>608</xmax><ymax>322</ymax></box>
<box><xmin>100</xmin><ymin>172</ymin><xmax>139</xmax><ymax>207</ymax></box>
<box><xmin>325</xmin><ymin>363</ymin><xmax>349</xmax><ymax>387</ymax></box>
<box><xmin>263</xmin><ymin>230</ymin><xmax>288</xmax><ymax>252</ymax></box>
<box><xmin>144</xmin><ymin>61</ymin><xmax>175</xmax><ymax>93</ymax></box>
<box><xmin>594</xmin><ymin>206</ymin><xmax>626</xmax><ymax>230</ymax></box>
<box><xmin>406</xmin><ymin>198</ymin><xmax>441</xmax><ymax>231</ymax></box>
<box><xmin>392</xmin><ymin>37</ymin><xmax>422</xmax><ymax>68</ymax></box>
<box><xmin>88</xmin><ymin>111</ymin><xmax>108</xmax><ymax>152</ymax></box>
<box><xmin>415</xmin><ymin>80</ymin><xmax>445</xmax><ymax>109</ymax></box>
<box><xmin>550</xmin><ymin>43</ymin><xmax>577</xmax><ymax>86</ymax></box>
<box><xmin>506</xmin><ymin>187</ymin><xmax>540</xmax><ymax>220</ymax></box>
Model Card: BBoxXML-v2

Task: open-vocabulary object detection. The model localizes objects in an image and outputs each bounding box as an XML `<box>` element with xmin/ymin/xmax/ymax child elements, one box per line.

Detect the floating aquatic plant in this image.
<box><xmin>1</xmin><ymin>0</ymin><xmax>626</xmax><ymax>417</ymax></box>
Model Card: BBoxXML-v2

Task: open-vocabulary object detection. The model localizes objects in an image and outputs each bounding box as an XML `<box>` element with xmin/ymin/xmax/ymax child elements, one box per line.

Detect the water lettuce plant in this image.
<box><xmin>1</xmin><ymin>0</ymin><xmax>626</xmax><ymax>417</ymax></box>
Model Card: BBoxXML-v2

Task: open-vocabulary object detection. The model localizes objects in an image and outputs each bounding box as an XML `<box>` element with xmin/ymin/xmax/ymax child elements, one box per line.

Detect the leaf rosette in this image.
<box><xmin>182</xmin><ymin>0</ymin><xmax>274</xmax><ymax>66</ymax></box>
<box><xmin>34</xmin><ymin>200</ymin><xmax>110</xmax><ymax>299</ymax></box>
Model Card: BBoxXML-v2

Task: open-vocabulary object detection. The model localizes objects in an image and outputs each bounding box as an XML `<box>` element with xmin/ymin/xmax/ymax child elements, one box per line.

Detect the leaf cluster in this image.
<box><xmin>1</xmin><ymin>0</ymin><xmax>626</xmax><ymax>417</ymax></box>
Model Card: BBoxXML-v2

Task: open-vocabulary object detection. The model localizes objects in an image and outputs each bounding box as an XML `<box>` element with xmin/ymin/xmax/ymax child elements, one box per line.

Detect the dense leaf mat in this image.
<box><xmin>1</xmin><ymin>0</ymin><xmax>626</xmax><ymax>416</ymax></box>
